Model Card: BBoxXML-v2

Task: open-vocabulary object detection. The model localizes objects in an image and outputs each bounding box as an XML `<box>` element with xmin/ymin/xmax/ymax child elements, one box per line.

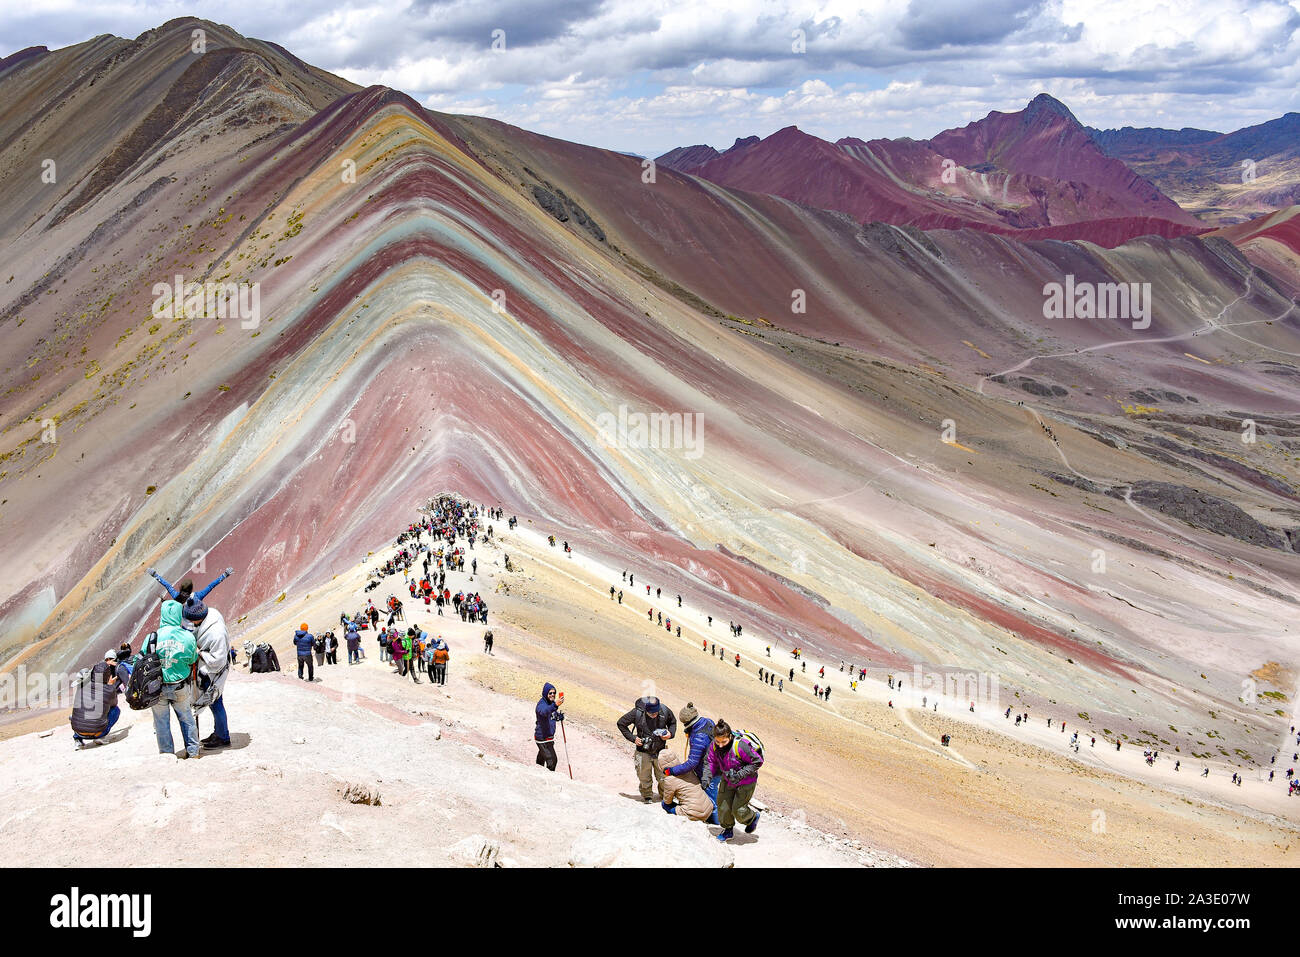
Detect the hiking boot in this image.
<box><xmin>716</xmin><ymin>829</ymin><xmax>734</xmax><ymax>842</ymax></box>
<box><xmin>202</xmin><ymin>737</ymin><xmax>231</xmax><ymax>750</ymax></box>
<box><xmin>744</xmin><ymin>811</ymin><xmax>761</xmax><ymax>834</ymax></box>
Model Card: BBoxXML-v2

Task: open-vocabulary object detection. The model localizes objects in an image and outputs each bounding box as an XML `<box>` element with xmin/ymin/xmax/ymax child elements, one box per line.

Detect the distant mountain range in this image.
<box><xmin>658</xmin><ymin>94</ymin><xmax>1300</xmax><ymax>244</ymax></box>
<box><xmin>1088</xmin><ymin>112</ymin><xmax>1300</xmax><ymax>225</ymax></box>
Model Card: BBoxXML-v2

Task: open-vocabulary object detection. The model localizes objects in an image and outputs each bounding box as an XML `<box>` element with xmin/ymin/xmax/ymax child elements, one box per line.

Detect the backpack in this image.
<box><xmin>125</xmin><ymin>633</ymin><xmax>164</xmax><ymax>710</ymax></box>
<box><xmin>250</xmin><ymin>646</ymin><xmax>269</xmax><ymax>673</ymax></box>
<box><xmin>732</xmin><ymin>729</ymin><xmax>764</xmax><ymax>761</ymax></box>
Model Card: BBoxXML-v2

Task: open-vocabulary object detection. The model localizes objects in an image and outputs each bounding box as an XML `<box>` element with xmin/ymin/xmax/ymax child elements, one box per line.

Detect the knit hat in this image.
<box><xmin>300</xmin><ymin>622</ymin><xmax>309</xmax><ymax>631</ymax></box>
<box><xmin>183</xmin><ymin>598</ymin><xmax>209</xmax><ymax>622</ymax></box>
<box><xmin>643</xmin><ymin>697</ymin><xmax>660</xmax><ymax>714</ymax></box>
<box><xmin>104</xmin><ymin>649</ymin><xmax>117</xmax><ymax>660</ymax></box>
<box><xmin>679</xmin><ymin>701</ymin><xmax>698</xmax><ymax>726</ymax></box>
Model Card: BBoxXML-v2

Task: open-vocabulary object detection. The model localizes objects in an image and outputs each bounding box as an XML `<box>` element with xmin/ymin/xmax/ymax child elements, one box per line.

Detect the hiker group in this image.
<box><xmin>72</xmin><ymin>566</ymin><xmax>235</xmax><ymax>757</ymax></box>
<box><xmin>69</xmin><ymin>494</ymin><xmax>495</xmax><ymax>751</ymax></box>
<box><xmin>306</xmin><ymin>495</ymin><xmax>491</xmax><ymax>687</ymax></box>
<box><xmin>533</xmin><ymin>684</ymin><xmax>765</xmax><ymax>844</ymax></box>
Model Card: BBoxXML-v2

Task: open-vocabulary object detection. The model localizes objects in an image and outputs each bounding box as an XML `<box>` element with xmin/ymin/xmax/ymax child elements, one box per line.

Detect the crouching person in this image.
<box><xmin>70</xmin><ymin>650</ymin><xmax>124</xmax><ymax>748</ymax></box>
<box><xmin>658</xmin><ymin>749</ymin><xmax>717</xmax><ymax>824</ymax></box>
<box><xmin>151</xmin><ymin>599</ymin><xmax>201</xmax><ymax>759</ymax></box>
<box><xmin>185</xmin><ymin>598</ymin><xmax>231</xmax><ymax>750</ymax></box>
<box><xmin>670</xmin><ymin>702</ymin><xmax>718</xmax><ymax>806</ymax></box>
<box><xmin>706</xmin><ymin>720</ymin><xmax>763</xmax><ymax>842</ymax></box>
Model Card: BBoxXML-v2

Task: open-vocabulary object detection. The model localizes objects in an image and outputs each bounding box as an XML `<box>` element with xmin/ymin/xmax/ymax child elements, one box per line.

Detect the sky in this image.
<box><xmin>3</xmin><ymin>0</ymin><xmax>1299</xmax><ymax>157</ymax></box>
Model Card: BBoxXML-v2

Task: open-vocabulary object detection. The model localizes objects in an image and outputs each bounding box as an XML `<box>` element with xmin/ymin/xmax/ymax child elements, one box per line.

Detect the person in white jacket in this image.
<box><xmin>183</xmin><ymin>598</ymin><xmax>232</xmax><ymax>749</ymax></box>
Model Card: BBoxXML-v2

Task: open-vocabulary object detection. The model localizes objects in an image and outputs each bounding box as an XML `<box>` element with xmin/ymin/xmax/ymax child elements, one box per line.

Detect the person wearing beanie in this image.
<box><xmin>292</xmin><ymin>623</ymin><xmax>315</xmax><ymax>681</ymax></box>
<box><xmin>615</xmin><ymin>694</ymin><xmax>677</xmax><ymax>803</ymax></box>
<box><xmin>666</xmin><ymin>702</ymin><xmax>718</xmax><ymax>803</ymax></box>
<box><xmin>185</xmin><ymin>597</ymin><xmax>232</xmax><ymax>749</ymax></box>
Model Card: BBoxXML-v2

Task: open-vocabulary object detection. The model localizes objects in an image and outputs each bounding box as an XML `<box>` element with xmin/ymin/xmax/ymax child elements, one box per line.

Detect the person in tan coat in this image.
<box><xmin>658</xmin><ymin>749</ymin><xmax>718</xmax><ymax>823</ymax></box>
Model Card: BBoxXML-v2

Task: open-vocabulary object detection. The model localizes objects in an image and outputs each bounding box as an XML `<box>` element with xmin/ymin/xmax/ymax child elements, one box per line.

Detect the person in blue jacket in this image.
<box><xmin>667</xmin><ymin>702</ymin><xmax>718</xmax><ymax>804</ymax></box>
<box><xmin>149</xmin><ymin>565</ymin><xmax>235</xmax><ymax>603</ymax></box>
<box><xmin>534</xmin><ymin>682</ymin><xmax>565</xmax><ymax>772</ymax></box>
<box><xmin>292</xmin><ymin>623</ymin><xmax>316</xmax><ymax>681</ymax></box>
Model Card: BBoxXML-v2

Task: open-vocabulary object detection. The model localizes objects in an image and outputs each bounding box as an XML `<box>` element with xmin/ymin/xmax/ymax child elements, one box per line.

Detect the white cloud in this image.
<box><xmin>3</xmin><ymin>0</ymin><xmax>1298</xmax><ymax>155</ymax></box>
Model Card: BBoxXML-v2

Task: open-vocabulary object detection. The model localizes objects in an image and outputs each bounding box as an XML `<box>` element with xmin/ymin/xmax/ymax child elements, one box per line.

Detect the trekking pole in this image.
<box><xmin>560</xmin><ymin>720</ymin><xmax>574</xmax><ymax>780</ymax></box>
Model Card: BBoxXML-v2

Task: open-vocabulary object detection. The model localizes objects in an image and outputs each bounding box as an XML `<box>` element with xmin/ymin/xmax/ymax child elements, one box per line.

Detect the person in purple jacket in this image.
<box><xmin>148</xmin><ymin>565</ymin><xmax>234</xmax><ymax>603</ymax></box>
<box><xmin>706</xmin><ymin>719</ymin><xmax>763</xmax><ymax>842</ymax></box>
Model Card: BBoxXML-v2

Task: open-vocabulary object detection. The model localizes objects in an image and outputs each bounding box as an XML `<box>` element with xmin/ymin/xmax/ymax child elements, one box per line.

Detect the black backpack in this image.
<box><xmin>250</xmin><ymin>645</ymin><xmax>269</xmax><ymax>673</ymax></box>
<box><xmin>125</xmin><ymin>632</ymin><xmax>164</xmax><ymax>710</ymax></box>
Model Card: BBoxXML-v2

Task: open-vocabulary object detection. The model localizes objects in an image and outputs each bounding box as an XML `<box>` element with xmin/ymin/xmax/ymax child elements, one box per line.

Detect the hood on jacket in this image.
<box><xmin>160</xmin><ymin>600</ymin><xmax>184</xmax><ymax>629</ymax></box>
<box><xmin>541</xmin><ymin>682</ymin><xmax>556</xmax><ymax>702</ymax></box>
<box><xmin>294</xmin><ymin>629</ymin><xmax>309</xmax><ymax>638</ymax></box>
<box><xmin>657</xmin><ymin>749</ymin><xmax>681</xmax><ymax>772</ymax></box>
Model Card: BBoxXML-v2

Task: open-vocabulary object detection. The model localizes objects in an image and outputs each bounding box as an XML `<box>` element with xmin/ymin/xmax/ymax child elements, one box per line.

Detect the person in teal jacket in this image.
<box><xmin>149</xmin><ymin>599</ymin><xmax>200</xmax><ymax>758</ymax></box>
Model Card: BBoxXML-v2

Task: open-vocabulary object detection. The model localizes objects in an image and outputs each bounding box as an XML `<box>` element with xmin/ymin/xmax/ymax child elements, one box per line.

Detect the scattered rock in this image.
<box><xmin>292</xmin><ymin>736</ymin><xmax>306</xmax><ymax>745</ymax></box>
<box><xmin>449</xmin><ymin>834</ymin><xmax>502</xmax><ymax>867</ymax></box>
<box><xmin>1127</xmin><ymin>481</ymin><xmax>1297</xmax><ymax>551</ymax></box>
<box><xmin>341</xmin><ymin>783</ymin><xmax>381</xmax><ymax>806</ymax></box>
<box><xmin>568</xmin><ymin>807</ymin><xmax>735</xmax><ymax>868</ymax></box>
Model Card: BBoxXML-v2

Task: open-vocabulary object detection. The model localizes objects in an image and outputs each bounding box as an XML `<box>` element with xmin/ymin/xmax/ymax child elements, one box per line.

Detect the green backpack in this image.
<box><xmin>732</xmin><ymin>729</ymin><xmax>764</xmax><ymax>761</ymax></box>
